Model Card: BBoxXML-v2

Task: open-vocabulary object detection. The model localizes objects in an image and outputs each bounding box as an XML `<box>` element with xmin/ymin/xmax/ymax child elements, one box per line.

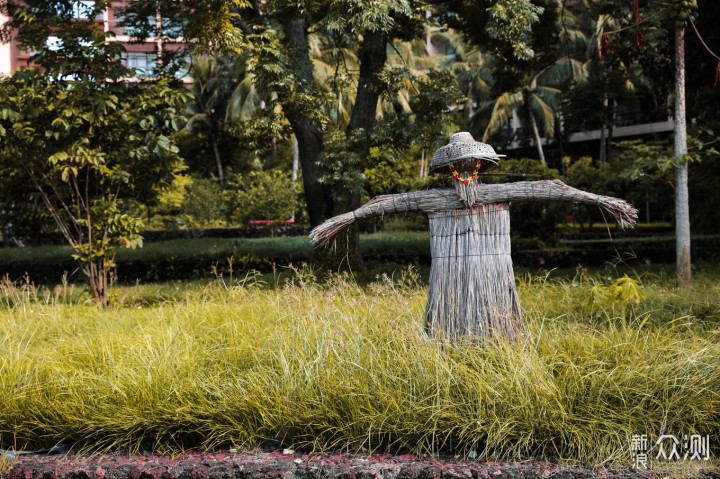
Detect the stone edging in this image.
<box><xmin>2</xmin><ymin>450</ymin><xmax>696</xmax><ymax>479</ymax></box>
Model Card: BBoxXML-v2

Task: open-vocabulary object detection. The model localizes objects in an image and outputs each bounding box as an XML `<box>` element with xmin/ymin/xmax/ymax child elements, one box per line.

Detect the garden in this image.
<box><xmin>1</xmin><ymin>0</ymin><xmax>720</xmax><ymax>476</ymax></box>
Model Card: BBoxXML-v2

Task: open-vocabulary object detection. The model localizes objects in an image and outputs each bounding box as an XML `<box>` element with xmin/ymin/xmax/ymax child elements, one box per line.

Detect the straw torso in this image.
<box><xmin>425</xmin><ymin>203</ymin><xmax>524</xmax><ymax>341</ymax></box>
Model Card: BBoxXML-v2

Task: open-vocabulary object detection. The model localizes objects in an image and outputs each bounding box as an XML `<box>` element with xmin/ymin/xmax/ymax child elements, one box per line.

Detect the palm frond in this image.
<box><xmin>480</xmin><ymin>91</ymin><xmax>522</xmax><ymax>141</ymax></box>
<box><xmin>226</xmin><ymin>75</ymin><xmax>262</xmax><ymax>123</ymax></box>
<box><xmin>184</xmin><ymin>112</ymin><xmax>211</xmax><ymax>133</ymax></box>
<box><xmin>529</xmin><ymin>93</ymin><xmax>556</xmax><ymax>137</ymax></box>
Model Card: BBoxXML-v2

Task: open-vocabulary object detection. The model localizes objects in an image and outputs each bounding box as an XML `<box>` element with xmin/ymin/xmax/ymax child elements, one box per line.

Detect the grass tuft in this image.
<box><xmin>0</xmin><ymin>266</ymin><xmax>718</xmax><ymax>466</ymax></box>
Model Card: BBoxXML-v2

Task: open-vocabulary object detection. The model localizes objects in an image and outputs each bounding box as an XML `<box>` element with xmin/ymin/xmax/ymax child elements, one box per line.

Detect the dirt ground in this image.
<box><xmin>4</xmin><ymin>448</ymin><xmax>718</xmax><ymax>479</ymax></box>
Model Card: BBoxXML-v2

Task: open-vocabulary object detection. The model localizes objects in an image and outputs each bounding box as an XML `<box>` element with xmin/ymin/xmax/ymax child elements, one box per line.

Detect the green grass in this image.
<box><xmin>0</xmin><ymin>266</ymin><xmax>719</xmax><ymax>466</ymax></box>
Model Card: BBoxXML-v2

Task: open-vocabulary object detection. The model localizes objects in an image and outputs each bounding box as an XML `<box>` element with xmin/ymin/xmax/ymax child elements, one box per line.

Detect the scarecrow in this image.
<box><xmin>310</xmin><ymin>132</ymin><xmax>637</xmax><ymax>341</ymax></box>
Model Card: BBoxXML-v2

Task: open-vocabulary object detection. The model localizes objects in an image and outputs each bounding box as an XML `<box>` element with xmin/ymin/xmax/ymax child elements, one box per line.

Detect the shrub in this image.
<box><xmin>182</xmin><ymin>177</ymin><xmax>229</xmax><ymax>228</ymax></box>
<box><xmin>229</xmin><ymin>171</ymin><xmax>300</xmax><ymax>228</ymax></box>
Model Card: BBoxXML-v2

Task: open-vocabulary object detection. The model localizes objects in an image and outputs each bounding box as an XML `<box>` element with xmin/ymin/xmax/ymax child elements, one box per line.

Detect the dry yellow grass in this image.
<box><xmin>0</xmin><ymin>266</ymin><xmax>718</xmax><ymax>466</ymax></box>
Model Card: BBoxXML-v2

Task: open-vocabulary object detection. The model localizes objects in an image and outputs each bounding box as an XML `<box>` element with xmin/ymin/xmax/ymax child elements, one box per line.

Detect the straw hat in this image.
<box><xmin>430</xmin><ymin>132</ymin><xmax>504</xmax><ymax>173</ymax></box>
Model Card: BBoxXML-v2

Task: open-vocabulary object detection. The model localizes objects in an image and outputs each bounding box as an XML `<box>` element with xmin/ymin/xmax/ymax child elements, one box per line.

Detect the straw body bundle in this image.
<box><xmin>425</xmin><ymin>203</ymin><xmax>523</xmax><ymax>341</ymax></box>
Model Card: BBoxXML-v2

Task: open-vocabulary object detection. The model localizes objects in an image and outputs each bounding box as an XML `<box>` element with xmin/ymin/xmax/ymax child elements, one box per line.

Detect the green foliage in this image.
<box><xmin>317</xmin><ymin>128</ymin><xmax>368</xmax><ymax>206</ymax></box>
<box><xmin>0</xmin><ymin>269</ymin><xmax>719</xmax><ymax>464</ymax></box>
<box><xmin>363</xmin><ymin>147</ymin><xmax>427</xmax><ymax>199</ymax></box>
<box><xmin>0</xmin><ymin>0</ymin><xmax>194</xmax><ymax>306</ymax></box>
<box><xmin>124</xmin><ymin>0</ymin><xmax>548</xmax><ymax>225</ymax></box>
<box><xmin>618</xmin><ymin>139</ymin><xmax>678</xmax><ymax>183</ymax></box>
<box><xmin>443</xmin><ymin>0</ymin><xmax>554</xmax><ymax>63</ymax></box>
<box><xmin>324</xmin><ymin>0</ymin><xmax>419</xmax><ymax>36</ymax></box>
<box><xmin>485</xmin><ymin>0</ymin><xmax>544</xmax><ymax>60</ymax></box>
<box><xmin>1</xmin><ymin>0</ymin><xmax>128</xmax><ymax>80</ymax></box>
<box><xmin>231</xmin><ymin>171</ymin><xmax>301</xmax><ymax>225</ymax></box>
<box><xmin>616</xmin><ymin>129</ymin><xmax>719</xmax><ymax>221</ymax></box>
<box><xmin>153</xmin><ymin>171</ymin><xmax>301</xmax><ymax>230</ymax></box>
<box><xmin>0</xmin><ymin>70</ymin><xmax>189</xmax><ymax>305</ymax></box>
<box><xmin>581</xmin><ymin>274</ymin><xmax>645</xmax><ymax>317</ymax></box>
<box><xmin>181</xmin><ymin>178</ymin><xmax>228</xmax><ymax>228</ymax></box>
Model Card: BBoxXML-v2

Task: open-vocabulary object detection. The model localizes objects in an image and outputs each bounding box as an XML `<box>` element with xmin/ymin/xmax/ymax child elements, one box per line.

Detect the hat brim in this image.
<box><xmin>429</xmin><ymin>154</ymin><xmax>505</xmax><ymax>173</ymax></box>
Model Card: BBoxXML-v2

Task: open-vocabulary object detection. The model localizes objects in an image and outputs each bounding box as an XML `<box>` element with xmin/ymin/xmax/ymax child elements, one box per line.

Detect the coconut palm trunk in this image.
<box><xmin>674</xmin><ymin>26</ymin><xmax>691</xmax><ymax>289</ymax></box>
<box><xmin>208</xmin><ymin>125</ymin><xmax>224</xmax><ymax>187</ymax></box>
<box><xmin>523</xmin><ymin>89</ymin><xmax>546</xmax><ymax>165</ymax></box>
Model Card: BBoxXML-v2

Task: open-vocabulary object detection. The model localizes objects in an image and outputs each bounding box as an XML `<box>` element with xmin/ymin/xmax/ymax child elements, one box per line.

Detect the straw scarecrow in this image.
<box><xmin>310</xmin><ymin>132</ymin><xmax>638</xmax><ymax>341</ymax></box>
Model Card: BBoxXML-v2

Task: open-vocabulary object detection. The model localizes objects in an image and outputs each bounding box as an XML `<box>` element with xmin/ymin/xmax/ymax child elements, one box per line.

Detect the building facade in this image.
<box><xmin>0</xmin><ymin>1</ymin><xmax>189</xmax><ymax>80</ymax></box>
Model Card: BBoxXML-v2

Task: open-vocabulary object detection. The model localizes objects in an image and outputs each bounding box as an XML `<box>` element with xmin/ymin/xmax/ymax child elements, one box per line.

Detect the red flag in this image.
<box><xmin>600</xmin><ymin>33</ymin><xmax>611</xmax><ymax>60</ymax></box>
<box><xmin>634</xmin><ymin>0</ymin><xmax>643</xmax><ymax>55</ymax></box>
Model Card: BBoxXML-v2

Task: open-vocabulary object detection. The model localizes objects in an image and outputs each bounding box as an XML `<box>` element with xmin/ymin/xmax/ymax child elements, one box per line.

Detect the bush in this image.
<box><xmin>228</xmin><ymin>171</ymin><xmax>300</xmax><ymax>227</ymax></box>
<box><xmin>182</xmin><ymin>177</ymin><xmax>229</xmax><ymax>228</ymax></box>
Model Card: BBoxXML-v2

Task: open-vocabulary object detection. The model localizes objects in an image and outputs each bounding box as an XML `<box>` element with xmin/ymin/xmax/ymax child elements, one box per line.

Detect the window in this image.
<box><xmin>120</xmin><ymin>13</ymin><xmax>158</xmax><ymax>37</ymax></box>
<box><xmin>46</xmin><ymin>36</ymin><xmax>63</xmax><ymax>51</ymax></box>
<box><xmin>46</xmin><ymin>35</ymin><xmax>93</xmax><ymax>52</ymax></box>
<box><xmin>71</xmin><ymin>1</ymin><xmax>102</xmax><ymax>20</ymax></box>
<box><xmin>161</xmin><ymin>15</ymin><xmax>186</xmax><ymax>37</ymax></box>
<box><xmin>166</xmin><ymin>54</ymin><xmax>190</xmax><ymax>78</ymax></box>
<box><xmin>125</xmin><ymin>52</ymin><xmax>157</xmax><ymax>77</ymax></box>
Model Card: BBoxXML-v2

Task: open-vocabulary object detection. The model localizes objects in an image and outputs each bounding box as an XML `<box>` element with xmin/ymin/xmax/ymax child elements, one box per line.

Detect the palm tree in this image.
<box><xmin>307</xmin><ymin>33</ymin><xmax>438</xmax><ymax>127</ymax></box>
<box><xmin>185</xmin><ymin>55</ymin><xmax>237</xmax><ymax>186</ymax></box>
<box><xmin>432</xmin><ymin>29</ymin><xmax>493</xmax><ymax>123</ymax></box>
<box><xmin>474</xmin><ymin>56</ymin><xmax>587</xmax><ymax>164</ymax></box>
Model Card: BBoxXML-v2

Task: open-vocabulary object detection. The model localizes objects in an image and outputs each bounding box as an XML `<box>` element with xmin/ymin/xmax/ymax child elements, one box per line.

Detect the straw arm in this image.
<box><xmin>473</xmin><ymin>180</ymin><xmax>639</xmax><ymax>229</ymax></box>
<box><xmin>309</xmin><ymin>180</ymin><xmax>637</xmax><ymax>246</ymax></box>
<box><xmin>309</xmin><ymin>190</ymin><xmax>456</xmax><ymax>246</ymax></box>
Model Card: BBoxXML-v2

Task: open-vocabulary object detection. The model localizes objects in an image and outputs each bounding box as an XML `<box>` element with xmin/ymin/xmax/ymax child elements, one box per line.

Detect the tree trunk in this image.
<box><xmin>282</xmin><ymin>16</ymin><xmax>333</xmax><ymax>227</ymax></box>
<box><xmin>555</xmin><ymin>112</ymin><xmax>564</xmax><ymax>162</ymax></box>
<box><xmin>607</xmin><ymin>117</ymin><xmax>614</xmax><ymax>164</ymax></box>
<box><xmin>345</xmin><ymin>29</ymin><xmax>388</xmax><ymax>253</ymax></box>
<box><xmin>425</xmin><ymin>203</ymin><xmax>523</xmax><ymax>341</ymax></box>
<box><xmin>599</xmin><ymin>93</ymin><xmax>609</xmax><ymax>164</ymax></box>
<box><xmin>293</xmin><ymin>117</ymin><xmax>332</xmax><ymax>227</ymax></box>
<box><xmin>208</xmin><ymin>125</ymin><xmax>224</xmax><ymax>187</ymax></box>
<box><xmin>347</xmin><ymin>30</ymin><xmax>387</xmax><ymax>139</ymax></box>
<box><xmin>85</xmin><ymin>258</ymin><xmax>108</xmax><ymax>308</ymax></box>
<box><xmin>291</xmin><ymin>135</ymin><xmax>299</xmax><ymax>221</ymax></box>
<box><xmin>523</xmin><ymin>90</ymin><xmax>546</xmax><ymax>165</ymax></box>
<box><xmin>292</xmin><ymin>135</ymin><xmax>299</xmax><ymax>185</ymax></box>
<box><xmin>674</xmin><ymin>27</ymin><xmax>691</xmax><ymax>289</ymax></box>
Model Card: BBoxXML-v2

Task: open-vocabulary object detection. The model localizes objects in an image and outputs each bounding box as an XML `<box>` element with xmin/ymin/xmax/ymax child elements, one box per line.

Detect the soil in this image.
<box><xmin>5</xmin><ymin>448</ymin><xmax>716</xmax><ymax>479</ymax></box>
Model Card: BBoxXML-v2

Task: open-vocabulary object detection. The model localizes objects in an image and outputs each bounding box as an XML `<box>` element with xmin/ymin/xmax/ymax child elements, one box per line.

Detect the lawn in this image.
<box><xmin>0</xmin><ymin>265</ymin><xmax>718</xmax><ymax>466</ymax></box>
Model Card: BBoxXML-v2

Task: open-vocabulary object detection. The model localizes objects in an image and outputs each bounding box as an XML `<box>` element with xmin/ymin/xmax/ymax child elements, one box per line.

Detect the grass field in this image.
<box><xmin>0</xmin><ymin>264</ymin><xmax>719</xmax><ymax>467</ymax></box>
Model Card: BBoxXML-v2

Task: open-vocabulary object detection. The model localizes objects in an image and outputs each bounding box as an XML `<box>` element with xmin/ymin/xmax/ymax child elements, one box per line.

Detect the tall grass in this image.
<box><xmin>0</xmin><ymin>267</ymin><xmax>718</xmax><ymax>465</ymax></box>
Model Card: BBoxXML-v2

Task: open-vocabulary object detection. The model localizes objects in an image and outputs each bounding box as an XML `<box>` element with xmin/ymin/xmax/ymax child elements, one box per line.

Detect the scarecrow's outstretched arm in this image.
<box><xmin>475</xmin><ymin>179</ymin><xmax>638</xmax><ymax>228</ymax></box>
<box><xmin>309</xmin><ymin>189</ymin><xmax>456</xmax><ymax>246</ymax></box>
<box><xmin>310</xmin><ymin>180</ymin><xmax>637</xmax><ymax>246</ymax></box>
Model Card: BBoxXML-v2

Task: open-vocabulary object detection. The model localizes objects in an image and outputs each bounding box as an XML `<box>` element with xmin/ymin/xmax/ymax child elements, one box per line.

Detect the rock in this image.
<box><xmin>48</xmin><ymin>440</ymin><xmax>73</xmax><ymax>455</ymax></box>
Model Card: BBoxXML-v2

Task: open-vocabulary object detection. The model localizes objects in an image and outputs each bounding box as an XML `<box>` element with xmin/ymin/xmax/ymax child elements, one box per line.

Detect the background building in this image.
<box><xmin>0</xmin><ymin>0</ymin><xmax>189</xmax><ymax>80</ymax></box>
